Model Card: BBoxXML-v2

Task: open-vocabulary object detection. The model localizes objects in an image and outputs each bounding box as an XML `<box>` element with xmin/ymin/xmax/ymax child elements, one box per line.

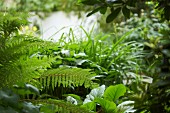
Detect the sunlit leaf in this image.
<box><xmin>104</xmin><ymin>84</ymin><xmax>126</xmax><ymax>102</ymax></box>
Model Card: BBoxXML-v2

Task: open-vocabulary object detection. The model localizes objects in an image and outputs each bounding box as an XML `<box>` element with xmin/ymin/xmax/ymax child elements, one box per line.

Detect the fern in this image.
<box><xmin>0</xmin><ymin>12</ymin><xmax>56</xmax><ymax>88</ymax></box>
<box><xmin>31</xmin><ymin>99</ymin><xmax>94</xmax><ymax>113</ymax></box>
<box><xmin>39</xmin><ymin>67</ymin><xmax>98</xmax><ymax>90</ymax></box>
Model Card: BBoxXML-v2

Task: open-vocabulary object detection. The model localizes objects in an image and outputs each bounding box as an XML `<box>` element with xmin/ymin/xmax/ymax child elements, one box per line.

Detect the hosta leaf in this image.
<box><xmin>94</xmin><ymin>98</ymin><xmax>116</xmax><ymax>113</ymax></box>
<box><xmin>104</xmin><ymin>84</ymin><xmax>126</xmax><ymax>102</ymax></box>
<box><xmin>83</xmin><ymin>85</ymin><xmax>105</xmax><ymax>104</ymax></box>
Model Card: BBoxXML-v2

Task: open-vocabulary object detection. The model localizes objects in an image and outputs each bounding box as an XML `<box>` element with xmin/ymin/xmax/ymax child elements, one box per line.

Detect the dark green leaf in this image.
<box><xmin>87</xmin><ymin>7</ymin><xmax>102</xmax><ymax>17</ymax></box>
<box><xmin>78</xmin><ymin>0</ymin><xmax>101</xmax><ymax>5</ymax></box>
<box><xmin>164</xmin><ymin>6</ymin><xmax>170</xmax><ymax>20</ymax></box>
<box><xmin>107</xmin><ymin>0</ymin><xmax>123</xmax><ymax>4</ymax></box>
<box><xmin>126</xmin><ymin>0</ymin><xmax>137</xmax><ymax>7</ymax></box>
<box><xmin>106</xmin><ymin>7</ymin><xmax>121</xmax><ymax>23</ymax></box>
<box><xmin>100</xmin><ymin>6</ymin><xmax>107</xmax><ymax>14</ymax></box>
<box><xmin>122</xmin><ymin>6</ymin><xmax>130</xmax><ymax>18</ymax></box>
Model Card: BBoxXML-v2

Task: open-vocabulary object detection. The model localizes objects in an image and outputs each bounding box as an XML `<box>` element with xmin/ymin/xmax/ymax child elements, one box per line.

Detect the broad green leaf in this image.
<box><xmin>81</xmin><ymin>101</ymin><xmax>96</xmax><ymax>111</ymax></box>
<box><xmin>106</xmin><ymin>8</ymin><xmax>121</xmax><ymax>23</ymax></box>
<box><xmin>104</xmin><ymin>84</ymin><xmax>126</xmax><ymax>102</ymax></box>
<box><xmin>122</xmin><ymin>6</ymin><xmax>130</xmax><ymax>18</ymax></box>
<box><xmin>94</xmin><ymin>98</ymin><xmax>116</xmax><ymax>113</ymax></box>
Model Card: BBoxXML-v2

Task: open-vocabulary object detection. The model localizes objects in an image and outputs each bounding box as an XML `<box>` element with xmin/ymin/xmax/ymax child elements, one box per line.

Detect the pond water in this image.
<box><xmin>29</xmin><ymin>11</ymin><xmax>98</xmax><ymax>41</ymax></box>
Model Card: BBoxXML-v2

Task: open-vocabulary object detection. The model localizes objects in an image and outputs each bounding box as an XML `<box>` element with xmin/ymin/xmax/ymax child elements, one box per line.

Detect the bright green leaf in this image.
<box><xmin>104</xmin><ymin>84</ymin><xmax>126</xmax><ymax>102</ymax></box>
<box><xmin>94</xmin><ymin>98</ymin><xmax>116</xmax><ymax>113</ymax></box>
<box><xmin>81</xmin><ymin>101</ymin><xmax>96</xmax><ymax>111</ymax></box>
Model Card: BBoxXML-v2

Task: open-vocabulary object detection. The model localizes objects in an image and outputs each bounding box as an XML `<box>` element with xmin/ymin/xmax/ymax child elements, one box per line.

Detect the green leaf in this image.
<box><xmin>87</xmin><ymin>7</ymin><xmax>102</xmax><ymax>17</ymax></box>
<box><xmin>81</xmin><ymin>101</ymin><xmax>96</xmax><ymax>111</ymax></box>
<box><xmin>106</xmin><ymin>7</ymin><xmax>121</xmax><ymax>23</ymax></box>
<box><xmin>100</xmin><ymin>7</ymin><xmax>107</xmax><ymax>14</ymax></box>
<box><xmin>78</xmin><ymin>0</ymin><xmax>101</xmax><ymax>5</ymax></box>
<box><xmin>104</xmin><ymin>84</ymin><xmax>126</xmax><ymax>102</ymax></box>
<box><xmin>126</xmin><ymin>0</ymin><xmax>137</xmax><ymax>7</ymax></box>
<box><xmin>94</xmin><ymin>98</ymin><xmax>116</xmax><ymax>113</ymax></box>
<box><xmin>122</xmin><ymin>6</ymin><xmax>130</xmax><ymax>18</ymax></box>
<box><xmin>87</xmin><ymin>6</ymin><xmax>107</xmax><ymax>17</ymax></box>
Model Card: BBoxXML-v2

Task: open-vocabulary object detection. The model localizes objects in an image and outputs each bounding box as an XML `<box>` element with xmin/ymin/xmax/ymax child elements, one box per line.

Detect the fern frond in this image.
<box><xmin>32</xmin><ymin>99</ymin><xmax>94</xmax><ymax>113</ymax></box>
<box><xmin>0</xmin><ymin>30</ymin><xmax>57</xmax><ymax>88</ymax></box>
<box><xmin>39</xmin><ymin>67</ymin><xmax>98</xmax><ymax>90</ymax></box>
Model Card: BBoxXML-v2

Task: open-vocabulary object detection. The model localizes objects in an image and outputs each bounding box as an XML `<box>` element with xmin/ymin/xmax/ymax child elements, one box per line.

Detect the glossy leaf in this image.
<box><xmin>104</xmin><ymin>84</ymin><xmax>126</xmax><ymax>102</ymax></box>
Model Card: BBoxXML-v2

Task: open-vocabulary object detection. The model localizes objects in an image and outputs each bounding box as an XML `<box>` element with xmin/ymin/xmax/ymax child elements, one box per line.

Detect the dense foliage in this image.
<box><xmin>78</xmin><ymin>0</ymin><xmax>170</xmax><ymax>22</ymax></box>
<box><xmin>0</xmin><ymin>1</ymin><xmax>170</xmax><ymax>113</ymax></box>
